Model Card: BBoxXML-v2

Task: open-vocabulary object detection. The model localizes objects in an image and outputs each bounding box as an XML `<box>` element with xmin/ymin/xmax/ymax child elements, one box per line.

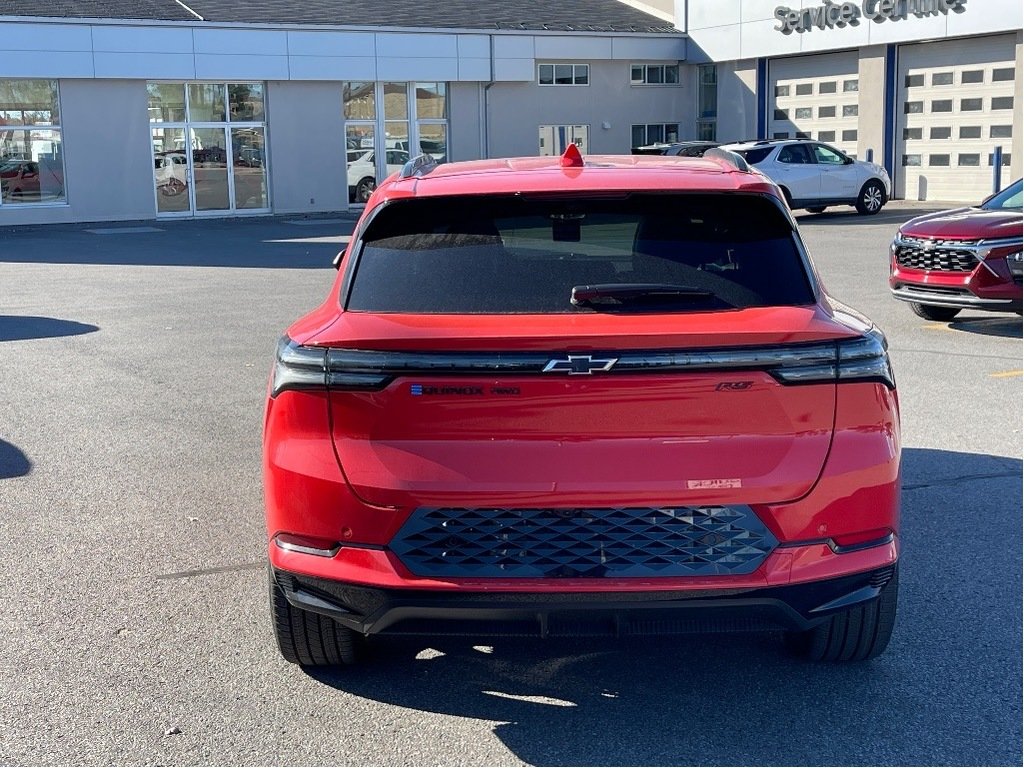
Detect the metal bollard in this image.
<box><xmin>993</xmin><ymin>146</ymin><xmax>1003</xmax><ymax>193</ymax></box>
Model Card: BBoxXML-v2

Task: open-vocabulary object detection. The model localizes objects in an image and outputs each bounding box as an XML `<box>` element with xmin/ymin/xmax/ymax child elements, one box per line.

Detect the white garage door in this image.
<box><xmin>896</xmin><ymin>35</ymin><xmax>1017</xmax><ymax>202</ymax></box>
<box><xmin>770</xmin><ymin>52</ymin><xmax>860</xmax><ymax>158</ymax></box>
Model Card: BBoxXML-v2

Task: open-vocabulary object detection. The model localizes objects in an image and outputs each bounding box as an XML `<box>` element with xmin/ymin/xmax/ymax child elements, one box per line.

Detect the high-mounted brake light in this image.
<box><xmin>561</xmin><ymin>143</ymin><xmax>584</xmax><ymax>168</ymax></box>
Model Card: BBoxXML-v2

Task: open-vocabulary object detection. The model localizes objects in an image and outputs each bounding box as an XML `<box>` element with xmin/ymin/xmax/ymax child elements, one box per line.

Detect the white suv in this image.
<box><xmin>719</xmin><ymin>139</ymin><xmax>891</xmax><ymax>215</ymax></box>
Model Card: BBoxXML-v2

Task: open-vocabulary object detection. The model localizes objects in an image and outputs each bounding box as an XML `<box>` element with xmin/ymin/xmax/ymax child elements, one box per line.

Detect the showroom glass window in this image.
<box><xmin>416</xmin><ymin>82</ymin><xmax>447</xmax><ymax>162</ymax></box>
<box><xmin>696</xmin><ymin>64</ymin><xmax>717</xmax><ymax>141</ymax></box>
<box><xmin>0</xmin><ymin>79</ymin><xmax>65</xmax><ymax>205</ymax></box>
<box><xmin>147</xmin><ymin>82</ymin><xmax>269</xmax><ymax>215</ymax></box>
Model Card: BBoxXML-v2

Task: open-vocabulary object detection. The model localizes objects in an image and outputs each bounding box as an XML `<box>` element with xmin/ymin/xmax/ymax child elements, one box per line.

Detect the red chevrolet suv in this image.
<box><xmin>264</xmin><ymin>146</ymin><xmax>900</xmax><ymax>666</ymax></box>
<box><xmin>890</xmin><ymin>179</ymin><xmax>1023</xmax><ymax>321</ymax></box>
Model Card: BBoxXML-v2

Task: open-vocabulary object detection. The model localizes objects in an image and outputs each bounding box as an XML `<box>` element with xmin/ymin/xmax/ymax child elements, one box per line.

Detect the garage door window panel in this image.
<box><xmin>991</xmin><ymin>97</ymin><xmax>1014</xmax><ymax>110</ymax></box>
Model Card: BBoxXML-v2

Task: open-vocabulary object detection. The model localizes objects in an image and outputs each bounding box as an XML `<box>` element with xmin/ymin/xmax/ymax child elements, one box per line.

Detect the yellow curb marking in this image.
<box><xmin>990</xmin><ymin>370</ymin><xmax>1023</xmax><ymax>378</ymax></box>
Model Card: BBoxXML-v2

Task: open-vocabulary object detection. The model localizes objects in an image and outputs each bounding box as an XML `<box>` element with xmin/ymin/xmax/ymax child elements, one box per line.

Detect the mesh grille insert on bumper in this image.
<box><xmin>390</xmin><ymin>506</ymin><xmax>779</xmax><ymax>578</ymax></box>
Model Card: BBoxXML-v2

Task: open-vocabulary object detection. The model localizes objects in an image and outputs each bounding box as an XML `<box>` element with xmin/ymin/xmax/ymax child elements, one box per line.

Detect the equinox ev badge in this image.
<box><xmin>542</xmin><ymin>355</ymin><xmax>619</xmax><ymax>375</ymax></box>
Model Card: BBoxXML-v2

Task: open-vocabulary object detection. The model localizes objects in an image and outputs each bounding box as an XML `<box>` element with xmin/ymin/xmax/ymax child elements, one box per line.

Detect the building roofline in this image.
<box><xmin>0</xmin><ymin>14</ymin><xmax>684</xmax><ymax>36</ymax></box>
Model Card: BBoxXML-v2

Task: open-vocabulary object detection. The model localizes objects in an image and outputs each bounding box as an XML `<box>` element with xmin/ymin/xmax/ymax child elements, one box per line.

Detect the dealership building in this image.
<box><xmin>686</xmin><ymin>0</ymin><xmax>1023</xmax><ymax>201</ymax></box>
<box><xmin>0</xmin><ymin>0</ymin><xmax>1020</xmax><ymax>225</ymax></box>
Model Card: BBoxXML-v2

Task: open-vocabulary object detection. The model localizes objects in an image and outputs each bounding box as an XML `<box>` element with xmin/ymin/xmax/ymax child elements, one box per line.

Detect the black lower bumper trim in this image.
<box><xmin>273</xmin><ymin>565</ymin><xmax>897</xmax><ymax>638</ymax></box>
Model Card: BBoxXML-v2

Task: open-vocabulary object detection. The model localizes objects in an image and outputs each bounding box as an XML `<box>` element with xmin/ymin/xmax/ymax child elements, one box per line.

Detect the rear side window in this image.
<box><xmin>346</xmin><ymin>194</ymin><xmax>813</xmax><ymax>314</ymax></box>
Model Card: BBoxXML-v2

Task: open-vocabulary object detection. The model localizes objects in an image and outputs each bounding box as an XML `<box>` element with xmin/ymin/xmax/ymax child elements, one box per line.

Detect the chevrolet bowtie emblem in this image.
<box><xmin>542</xmin><ymin>355</ymin><xmax>619</xmax><ymax>375</ymax></box>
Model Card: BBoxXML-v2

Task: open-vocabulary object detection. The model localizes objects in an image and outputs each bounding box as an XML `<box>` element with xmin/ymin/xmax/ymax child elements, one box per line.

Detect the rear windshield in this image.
<box><xmin>346</xmin><ymin>193</ymin><xmax>813</xmax><ymax>314</ymax></box>
<box><xmin>733</xmin><ymin>146</ymin><xmax>775</xmax><ymax>165</ymax></box>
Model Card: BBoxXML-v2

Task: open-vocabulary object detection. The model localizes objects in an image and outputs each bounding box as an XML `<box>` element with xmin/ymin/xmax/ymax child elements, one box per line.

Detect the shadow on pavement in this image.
<box><xmin>0</xmin><ymin>315</ymin><xmax>99</xmax><ymax>342</ymax></box>
<box><xmin>943</xmin><ymin>315</ymin><xmax>1023</xmax><ymax>339</ymax></box>
<box><xmin>795</xmin><ymin>204</ymin><xmax>951</xmax><ymax>228</ymax></box>
<box><xmin>0</xmin><ymin>217</ymin><xmax>356</xmax><ymax>269</ymax></box>
<box><xmin>0</xmin><ymin>439</ymin><xmax>31</xmax><ymax>479</ymax></box>
<box><xmin>305</xmin><ymin>447</ymin><xmax>1022</xmax><ymax>766</ymax></box>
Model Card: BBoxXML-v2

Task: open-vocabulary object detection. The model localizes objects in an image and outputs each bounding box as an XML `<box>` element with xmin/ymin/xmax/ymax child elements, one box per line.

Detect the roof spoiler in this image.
<box><xmin>703</xmin><ymin>147</ymin><xmax>752</xmax><ymax>173</ymax></box>
<box><xmin>399</xmin><ymin>154</ymin><xmax>439</xmax><ymax>180</ymax></box>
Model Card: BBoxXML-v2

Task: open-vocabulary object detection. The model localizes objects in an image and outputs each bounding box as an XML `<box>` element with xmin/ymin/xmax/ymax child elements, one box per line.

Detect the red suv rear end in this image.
<box><xmin>890</xmin><ymin>179</ymin><xmax>1023</xmax><ymax>320</ymax></box>
<box><xmin>265</xmin><ymin>148</ymin><xmax>900</xmax><ymax>666</ymax></box>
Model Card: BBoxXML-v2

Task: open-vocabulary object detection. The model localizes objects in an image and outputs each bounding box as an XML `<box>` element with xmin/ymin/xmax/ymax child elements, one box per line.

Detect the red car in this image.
<box><xmin>265</xmin><ymin>146</ymin><xmax>900</xmax><ymax>666</ymax></box>
<box><xmin>890</xmin><ymin>179</ymin><xmax>1023</xmax><ymax>321</ymax></box>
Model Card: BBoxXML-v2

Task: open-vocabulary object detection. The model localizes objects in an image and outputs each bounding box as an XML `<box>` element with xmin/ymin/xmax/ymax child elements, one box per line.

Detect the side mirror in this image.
<box><xmin>844</xmin><ymin>156</ymin><xmax>855</xmax><ymax>165</ymax></box>
<box><xmin>332</xmin><ymin>249</ymin><xmax>346</xmax><ymax>270</ymax></box>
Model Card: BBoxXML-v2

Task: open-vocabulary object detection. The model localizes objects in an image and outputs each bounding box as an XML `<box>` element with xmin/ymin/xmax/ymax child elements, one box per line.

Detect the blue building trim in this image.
<box><xmin>883</xmin><ymin>44</ymin><xmax>897</xmax><ymax>179</ymax></box>
<box><xmin>756</xmin><ymin>58</ymin><xmax>769</xmax><ymax>139</ymax></box>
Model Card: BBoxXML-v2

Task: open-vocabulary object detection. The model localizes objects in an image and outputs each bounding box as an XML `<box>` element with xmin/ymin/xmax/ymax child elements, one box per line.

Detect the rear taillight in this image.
<box><xmin>773</xmin><ymin>328</ymin><xmax>894</xmax><ymax>389</ymax></box>
<box><xmin>271</xmin><ymin>336</ymin><xmax>326</xmax><ymax>397</ymax></box>
<box><xmin>271</xmin><ymin>330</ymin><xmax>895</xmax><ymax>395</ymax></box>
<box><xmin>271</xmin><ymin>336</ymin><xmax>390</xmax><ymax>397</ymax></box>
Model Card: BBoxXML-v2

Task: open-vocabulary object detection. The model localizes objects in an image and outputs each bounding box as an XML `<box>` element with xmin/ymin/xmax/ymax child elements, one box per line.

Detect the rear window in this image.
<box><xmin>346</xmin><ymin>194</ymin><xmax>813</xmax><ymax>314</ymax></box>
<box><xmin>733</xmin><ymin>146</ymin><xmax>775</xmax><ymax>165</ymax></box>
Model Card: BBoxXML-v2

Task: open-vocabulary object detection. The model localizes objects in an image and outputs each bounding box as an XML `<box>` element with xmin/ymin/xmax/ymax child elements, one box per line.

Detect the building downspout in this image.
<box><xmin>481</xmin><ymin>34</ymin><xmax>496</xmax><ymax>159</ymax></box>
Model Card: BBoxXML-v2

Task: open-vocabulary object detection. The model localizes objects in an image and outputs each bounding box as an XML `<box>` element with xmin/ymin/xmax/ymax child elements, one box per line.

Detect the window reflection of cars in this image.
<box><xmin>237</xmin><ymin>147</ymin><xmax>263</xmax><ymax>167</ymax></box>
<box><xmin>0</xmin><ymin>158</ymin><xmax>64</xmax><ymax>202</ymax></box>
<box><xmin>347</xmin><ymin>149</ymin><xmax>409</xmax><ymax>204</ymax></box>
<box><xmin>154</xmin><ymin>152</ymin><xmax>188</xmax><ymax>197</ymax></box>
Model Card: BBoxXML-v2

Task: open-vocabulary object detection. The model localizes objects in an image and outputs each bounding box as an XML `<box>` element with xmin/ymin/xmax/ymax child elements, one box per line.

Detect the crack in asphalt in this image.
<box><xmin>903</xmin><ymin>470</ymin><xmax>1021</xmax><ymax>492</ymax></box>
<box><xmin>154</xmin><ymin>561</ymin><xmax>264</xmax><ymax>580</ymax></box>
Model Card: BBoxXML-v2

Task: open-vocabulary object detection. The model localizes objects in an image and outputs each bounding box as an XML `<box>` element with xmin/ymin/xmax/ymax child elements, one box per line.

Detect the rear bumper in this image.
<box><xmin>272</xmin><ymin>560</ymin><xmax>897</xmax><ymax>637</ymax></box>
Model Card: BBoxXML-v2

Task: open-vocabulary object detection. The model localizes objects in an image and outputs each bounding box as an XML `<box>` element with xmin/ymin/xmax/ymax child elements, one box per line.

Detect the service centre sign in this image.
<box><xmin>774</xmin><ymin>0</ymin><xmax>967</xmax><ymax>34</ymax></box>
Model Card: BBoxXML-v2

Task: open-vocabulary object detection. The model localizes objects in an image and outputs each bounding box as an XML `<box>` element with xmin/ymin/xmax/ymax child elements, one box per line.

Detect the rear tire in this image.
<box><xmin>806</xmin><ymin>206</ymin><xmax>827</xmax><ymax>214</ymax></box>
<box><xmin>269</xmin><ymin>568</ymin><xmax>359</xmax><ymax>666</ymax></box>
<box><xmin>855</xmin><ymin>180</ymin><xmax>886</xmax><ymax>215</ymax></box>
<box><xmin>910</xmin><ymin>303</ymin><xmax>961</xmax><ymax>322</ymax></box>
<box><xmin>787</xmin><ymin>570</ymin><xmax>898</xmax><ymax>662</ymax></box>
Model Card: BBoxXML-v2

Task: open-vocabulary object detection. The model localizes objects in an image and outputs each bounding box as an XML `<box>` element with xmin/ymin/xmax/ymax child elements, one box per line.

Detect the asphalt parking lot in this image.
<box><xmin>0</xmin><ymin>202</ymin><xmax>1021</xmax><ymax>766</ymax></box>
